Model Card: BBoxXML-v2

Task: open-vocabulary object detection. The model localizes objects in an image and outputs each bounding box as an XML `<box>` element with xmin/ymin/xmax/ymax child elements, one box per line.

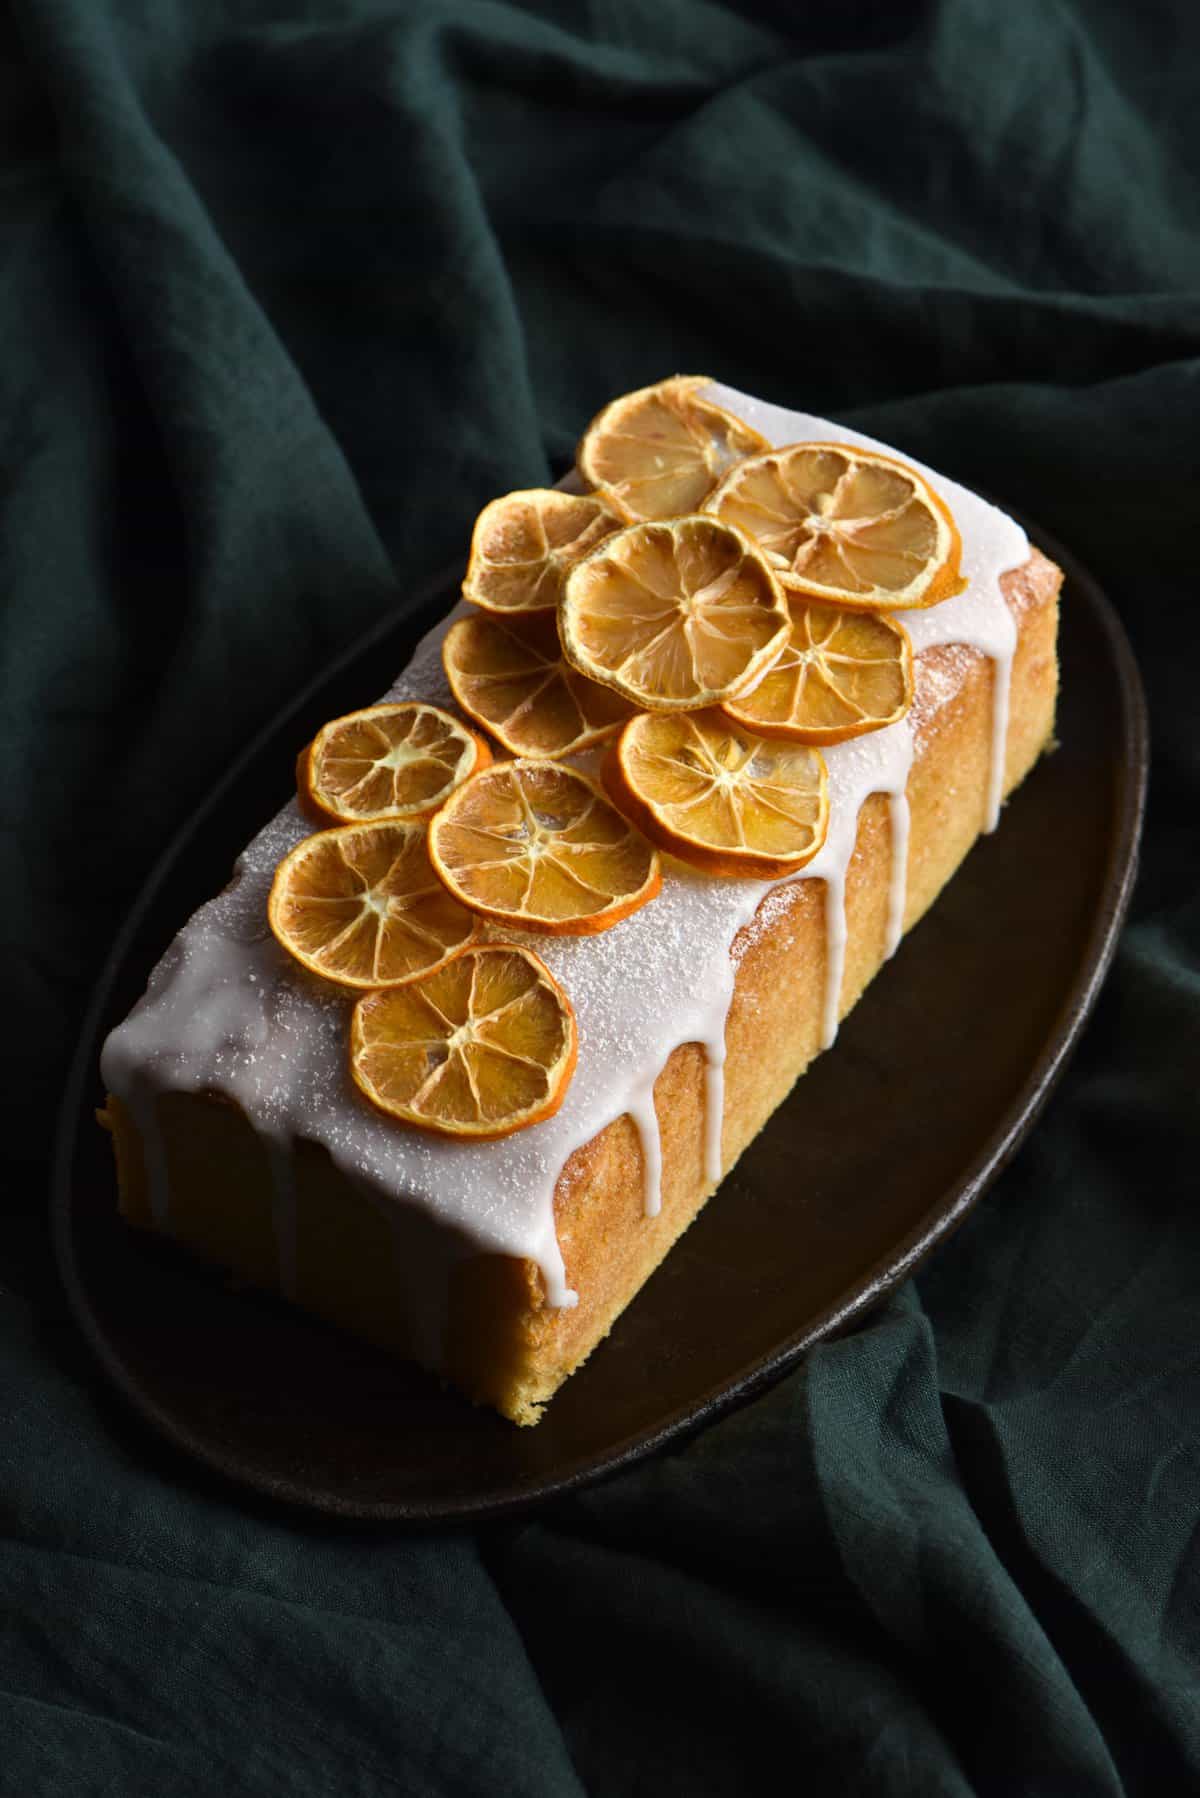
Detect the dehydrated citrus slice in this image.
<box><xmin>604</xmin><ymin>710</ymin><xmax>829</xmax><ymax>878</ymax></box>
<box><xmin>721</xmin><ymin>598</ymin><xmax>914</xmax><ymax>744</ymax></box>
<box><xmin>442</xmin><ymin>610</ymin><xmax>633</xmax><ymax>759</ymax></box>
<box><xmin>560</xmin><ymin>515</ymin><xmax>790</xmax><ymax>712</ymax></box>
<box><xmin>462</xmin><ymin>488</ymin><xmax>619</xmax><ymax>615</ymax></box>
<box><xmin>350</xmin><ymin>944</ymin><xmax>577</xmax><ymax>1139</ymax></box>
<box><xmin>705</xmin><ymin>442</ymin><xmax>966</xmax><ymax>611</ymax></box>
<box><xmin>268</xmin><ymin>821</ymin><xmax>477</xmax><ymax>988</ymax></box>
<box><xmin>428</xmin><ymin>760</ymin><xmax>660</xmax><ymax>936</ymax></box>
<box><xmin>578</xmin><ymin>375</ymin><xmax>769</xmax><ymax>522</ymax></box>
<box><xmin>300</xmin><ymin>703</ymin><xmax>490</xmax><ymax>825</ymax></box>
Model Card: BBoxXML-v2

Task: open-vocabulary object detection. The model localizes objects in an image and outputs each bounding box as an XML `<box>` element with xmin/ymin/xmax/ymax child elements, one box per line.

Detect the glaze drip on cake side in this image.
<box><xmin>100</xmin><ymin>387</ymin><xmax>1028</xmax><ymax>1343</ymax></box>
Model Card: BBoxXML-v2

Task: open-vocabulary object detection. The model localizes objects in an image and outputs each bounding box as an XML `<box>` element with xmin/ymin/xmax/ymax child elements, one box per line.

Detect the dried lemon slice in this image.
<box><xmin>721</xmin><ymin>599</ymin><xmax>914</xmax><ymax>744</ymax></box>
<box><xmin>350</xmin><ymin>945</ymin><xmax>577</xmax><ymax>1139</ymax></box>
<box><xmin>442</xmin><ymin>609</ymin><xmax>633</xmax><ymax>759</ymax></box>
<box><xmin>705</xmin><ymin>442</ymin><xmax>966</xmax><ymax>611</ymax></box>
<box><xmin>578</xmin><ymin>375</ymin><xmax>769</xmax><ymax>521</ymax></box>
<box><xmin>462</xmin><ymin>488</ymin><xmax>619</xmax><ymax>615</ymax></box>
<box><xmin>429</xmin><ymin>760</ymin><xmax>660</xmax><ymax>935</ymax></box>
<box><xmin>300</xmin><ymin>703</ymin><xmax>489</xmax><ymax>825</ymax></box>
<box><xmin>268</xmin><ymin>820</ymin><xmax>477</xmax><ymax>988</ymax></box>
<box><xmin>560</xmin><ymin>516</ymin><xmax>789</xmax><ymax>712</ymax></box>
<box><xmin>604</xmin><ymin>711</ymin><xmax>829</xmax><ymax>878</ymax></box>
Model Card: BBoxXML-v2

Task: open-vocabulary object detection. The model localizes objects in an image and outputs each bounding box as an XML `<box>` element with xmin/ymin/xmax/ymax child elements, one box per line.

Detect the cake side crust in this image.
<box><xmin>489</xmin><ymin>547</ymin><xmax>1060</xmax><ymax>1418</ymax></box>
<box><xmin>103</xmin><ymin>549</ymin><xmax>1060</xmax><ymax>1422</ymax></box>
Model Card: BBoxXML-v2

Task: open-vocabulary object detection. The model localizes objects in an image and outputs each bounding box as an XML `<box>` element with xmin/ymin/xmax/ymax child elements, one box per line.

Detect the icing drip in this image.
<box><xmin>703</xmin><ymin>1042</ymin><xmax>726</xmax><ymax>1187</ymax></box>
<box><xmin>100</xmin><ymin>386</ymin><xmax>1029</xmax><ymax>1337</ymax></box>
<box><xmin>885</xmin><ymin>792</ymin><xmax>911</xmax><ymax>957</ymax></box>
<box><xmin>820</xmin><ymin>880</ymin><xmax>847</xmax><ymax>1052</ymax></box>
<box><xmin>902</xmin><ymin>581</ymin><xmax>1016</xmax><ymax>834</ymax></box>
<box><xmin>986</xmin><ymin>640</ymin><xmax>1013</xmax><ymax>831</ymax></box>
<box><xmin>800</xmin><ymin>715</ymin><xmax>914</xmax><ymax>1050</ymax></box>
<box><xmin>627</xmin><ymin>1082</ymin><xmax>664</xmax><ymax>1218</ymax></box>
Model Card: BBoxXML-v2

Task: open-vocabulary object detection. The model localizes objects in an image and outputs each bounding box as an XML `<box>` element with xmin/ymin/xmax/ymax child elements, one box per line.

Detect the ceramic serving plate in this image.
<box><xmin>52</xmin><ymin>516</ymin><xmax>1147</xmax><ymax>1523</ymax></box>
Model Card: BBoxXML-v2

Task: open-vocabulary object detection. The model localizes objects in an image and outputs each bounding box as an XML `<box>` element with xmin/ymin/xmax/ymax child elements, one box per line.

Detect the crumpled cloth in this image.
<box><xmin>3</xmin><ymin>2</ymin><xmax>1197</xmax><ymax>1792</ymax></box>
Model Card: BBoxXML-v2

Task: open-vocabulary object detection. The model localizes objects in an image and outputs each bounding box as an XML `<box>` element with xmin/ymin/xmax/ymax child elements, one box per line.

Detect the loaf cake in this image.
<box><xmin>100</xmin><ymin>383</ymin><xmax>1061</xmax><ymax>1424</ymax></box>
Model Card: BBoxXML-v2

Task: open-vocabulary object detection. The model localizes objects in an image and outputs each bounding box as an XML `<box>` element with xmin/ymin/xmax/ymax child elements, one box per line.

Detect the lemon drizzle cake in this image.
<box><xmin>100</xmin><ymin>383</ymin><xmax>1054</xmax><ymax>1414</ymax></box>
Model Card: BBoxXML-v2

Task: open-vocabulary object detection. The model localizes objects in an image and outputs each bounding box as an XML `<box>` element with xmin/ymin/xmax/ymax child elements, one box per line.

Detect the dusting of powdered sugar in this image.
<box><xmin>908</xmin><ymin>642</ymin><xmax>977</xmax><ymax>746</ymax></box>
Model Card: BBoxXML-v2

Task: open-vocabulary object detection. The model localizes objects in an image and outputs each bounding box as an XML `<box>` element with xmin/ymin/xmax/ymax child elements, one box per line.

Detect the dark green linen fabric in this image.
<box><xmin>3</xmin><ymin>0</ymin><xmax>1197</xmax><ymax>1790</ymax></box>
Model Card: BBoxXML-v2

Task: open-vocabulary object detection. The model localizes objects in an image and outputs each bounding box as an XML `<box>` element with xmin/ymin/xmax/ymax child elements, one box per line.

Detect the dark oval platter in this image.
<box><xmin>53</xmin><ymin>516</ymin><xmax>1147</xmax><ymax>1524</ymax></box>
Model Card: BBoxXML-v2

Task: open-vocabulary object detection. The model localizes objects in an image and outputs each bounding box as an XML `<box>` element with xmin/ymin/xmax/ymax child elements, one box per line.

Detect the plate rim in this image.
<box><xmin>51</xmin><ymin>514</ymin><xmax>1149</xmax><ymax>1525</ymax></box>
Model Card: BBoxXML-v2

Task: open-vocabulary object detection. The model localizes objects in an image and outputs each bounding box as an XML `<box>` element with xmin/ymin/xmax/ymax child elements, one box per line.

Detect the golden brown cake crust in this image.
<box><xmin>479</xmin><ymin>549</ymin><xmax>1062</xmax><ymax>1419</ymax></box>
<box><xmin>103</xmin><ymin>549</ymin><xmax>1061</xmax><ymax>1425</ymax></box>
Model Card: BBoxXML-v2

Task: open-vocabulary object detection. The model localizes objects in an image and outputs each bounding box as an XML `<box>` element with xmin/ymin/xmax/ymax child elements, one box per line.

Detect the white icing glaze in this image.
<box><xmin>627</xmin><ymin>1081</ymin><xmax>664</xmax><ymax>1219</ymax></box>
<box><xmin>100</xmin><ymin>386</ymin><xmax>1029</xmax><ymax>1348</ymax></box>
<box><xmin>624</xmin><ymin>1034</ymin><xmax>727</xmax><ymax>1219</ymax></box>
<box><xmin>801</xmin><ymin>714</ymin><xmax>914</xmax><ymax>1049</ymax></box>
<box><xmin>703</xmin><ymin>1043</ymin><xmax>726</xmax><ymax>1187</ymax></box>
<box><xmin>886</xmin><ymin>792</ymin><xmax>911</xmax><ymax>958</ymax></box>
